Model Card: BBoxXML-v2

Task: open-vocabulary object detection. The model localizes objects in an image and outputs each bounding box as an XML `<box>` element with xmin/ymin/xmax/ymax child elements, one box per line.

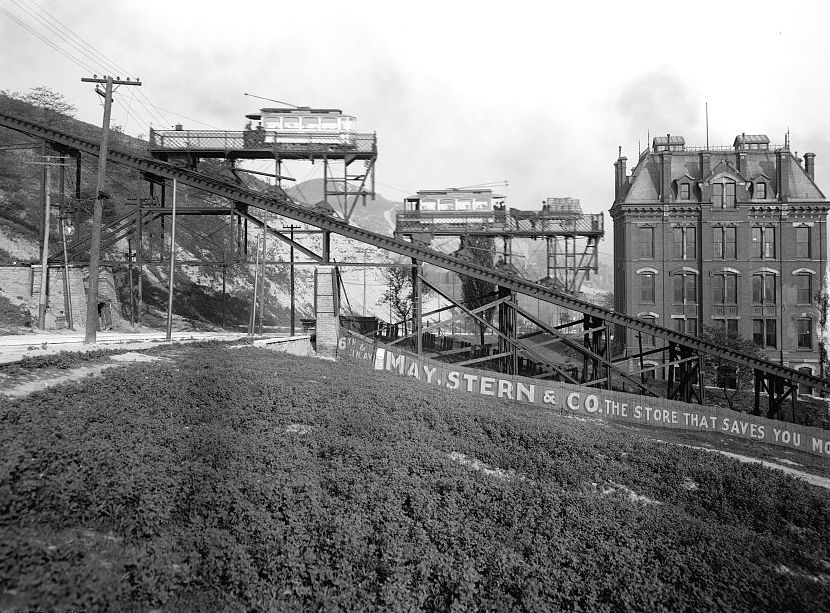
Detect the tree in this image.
<box><xmin>698</xmin><ymin>325</ymin><xmax>766</xmax><ymax>411</ymax></box>
<box><xmin>21</xmin><ymin>86</ymin><xmax>76</xmax><ymax>124</ymax></box>
<box><xmin>377</xmin><ymin>265</ymin><xmax>431</xmax><ymax>335</ymax></box>
<box><xmin>456</xmin><ymin>236</ymin><xmax>497</xmax><ymax>345</ymax></box>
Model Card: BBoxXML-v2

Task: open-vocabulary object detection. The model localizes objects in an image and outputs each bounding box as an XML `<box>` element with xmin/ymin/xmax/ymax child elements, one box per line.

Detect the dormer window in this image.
<box><xmin>679</xmin><ymin>183</ymin><xmax>690</xmax><ymax>200</ymax></box>
<box><xmin>712</xmin><ymin>180</ymin><xmax>736</xmax><ymax>207</ymax></box>
<box><xmin>755</xmin><ymin>182</ymin><xmax>766</xmax><ymax>199</ymax></box>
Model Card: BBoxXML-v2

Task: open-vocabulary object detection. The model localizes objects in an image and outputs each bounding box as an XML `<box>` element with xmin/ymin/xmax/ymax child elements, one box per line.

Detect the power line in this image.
<box><xmin>0</xmin><ymin>6</ymin><xmax>97</xmax><ymax>73</ymax></box>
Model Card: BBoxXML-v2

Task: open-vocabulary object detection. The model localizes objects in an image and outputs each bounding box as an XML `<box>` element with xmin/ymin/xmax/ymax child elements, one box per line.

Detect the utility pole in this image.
<box><xmin>165</xmin><ymin>179</ymin><xmax>178</xmax><ymax>341</ymax></box>
<box><xmin>81</xmin><ymin>75</ymin><xmax>141</xmax><ymax>343</ymax></box>
<box><xmin>27</xmin><ymin>156</ymin><xmax>67</xmax><ymax>330</ymax></box>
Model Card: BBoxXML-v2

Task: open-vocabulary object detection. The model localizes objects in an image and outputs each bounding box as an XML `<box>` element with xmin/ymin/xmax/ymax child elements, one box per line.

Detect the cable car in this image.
<box><xmin>244</xmin><ymin>107</ymin><xmax>356</xmax><ymax>148</ymax></box>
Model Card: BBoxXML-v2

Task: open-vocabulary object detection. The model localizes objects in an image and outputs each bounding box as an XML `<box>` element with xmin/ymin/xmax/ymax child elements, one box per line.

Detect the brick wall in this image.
<box><xmin>314</xmin><ymin>266</ymin><xmax>340</xmax><ymax>358</ymax></box>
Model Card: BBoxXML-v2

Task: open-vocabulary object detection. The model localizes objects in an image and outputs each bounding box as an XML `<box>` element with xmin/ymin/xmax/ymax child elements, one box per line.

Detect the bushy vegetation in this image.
<box><xmin>1</xmin><ymin>345</ymin><xmax>828</xmax><ymax>611</ymax></box>
<box><xmin>0</xmin><ymin>293</ymin><xmax>32</xmax><ymax>332</ymax></box>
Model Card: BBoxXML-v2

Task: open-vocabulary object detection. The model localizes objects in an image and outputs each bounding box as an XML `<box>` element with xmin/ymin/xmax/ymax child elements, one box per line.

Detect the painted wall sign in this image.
<box><xmin>338</xmin><ymin>330</ymin><xmax>830</xmax><ymax>458</ymax></box>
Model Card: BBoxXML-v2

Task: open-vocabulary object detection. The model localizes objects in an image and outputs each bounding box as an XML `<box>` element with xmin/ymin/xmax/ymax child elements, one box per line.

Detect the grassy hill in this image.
<box><xmin>1</xmin><ymin>343</ymin><xmax>827</xmax><ymax>611</ymax></box>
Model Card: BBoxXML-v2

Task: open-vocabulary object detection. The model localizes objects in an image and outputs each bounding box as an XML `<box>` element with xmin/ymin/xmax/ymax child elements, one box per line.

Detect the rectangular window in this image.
<box><xmin>763</xmin><ymin>227</ymin><xmax>775</xmax><ymax>258</ymax></box>
<box><xmin>673</xmin><ymin>227</ymin><xmax>683</xmax><ymax>259</ymax></box>
<box><xmin>725</xmin><ymin>227</ymin><xmax>736</xmax><ymax>259</ymax></box>
<box><xmin>714</xmin><ymin>228</ymin><xmax>724</xmax><ymax>259</ymax></box>
<box><xmin>726</xmin><ymin>319</ymin><xmax>738</xmax><ymax>335</ymax></box>
<box><xmin>766</xmin><ymin>319</ymin><xmax>777</xmax><ymax>348</ymax></box>
<box><xmin>320</xmin><ymin>117</ymin><xmax>338</xmax><ymax>130</ymax></box>
<box><xmin>301</xmin><ymin>117</ymin><xmax>320</xmax><ymax>129</ymax></box>
<box><xmin>797</xmin><ymin>318</ymin><xmax>812</xmax><ymax>349</ymax></box>
<box><xmin>753</xmin><ymin>227</ymin><xmax>775</xmax><ymax>259</ymax></box>
<box><xmin>796</xmin><ymin>226</ymin><xmax>811</xmax><ymax>259</ymax></box>
<box><xmin>712</xmin><ymin>183</ymin><xmax>723</xmax><ymax>207</ymax></box>
<box><xmin>641</xmin><ymin>274</ymin><xmax>655</xmax><ymax>303</ymax></box>
<box><xmin>282</xmin><ymin>116</ymin><xmax>300</xmax><ymax>129</ymax></box>
<box><xmin>673</xmin><ymin>275</ymin><xmax>683</xmax><ymax>303</ymax></box>
<box><xmin>671</xmin><ymin>274</ymin><xmax>696</xmax><ymax>304</ymax></box>
<box><xmin>753</xmin><ymin>319</ymin><xmax>764</xmax><ymax>346</ymax></box>
<box><xmin>438</xmin><ymin>199</ymin><xmax>455</xmax><ymax>210</ymax></box>
<box><xmin>685</xmin><ymin>227</ymin><xmax>696</xmax><ymax>259</ymax></box>
<box><xmin>680</xmin><ymin>183</ymin><xmax>690</xmax><ymax>200</ymax></box>
<box><xmin>687</xmin><ymin>318</ymin><xmax>697</xmax><ymax>336</ymax></box>
<box><xmin>640</xmin><ymin>227</ymin><xmax>654</xmax><ymax>259</ymax></box>
<box><xmin>752</xmin><ymin>227</ymin><xmax>762</xmax><ymax>258</ymax></box>
<box><xmin>796</xmin><ymin>274</ymin><xmax>812</xmax><ymax>305</ymax></box>
<box><xmin>724</xmin><ymin>182</ymin><xmax>736</xmax><ymax>206</ymax></box>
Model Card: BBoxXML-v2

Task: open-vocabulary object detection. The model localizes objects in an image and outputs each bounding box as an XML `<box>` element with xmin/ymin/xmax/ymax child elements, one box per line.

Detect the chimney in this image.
<box><xmin>614</xmin><ymin>154</ymin><xmax>628</xmax><ymax>202</ymax></box>
<box><xmin>660</xmin><ymin>135</ymin><xmax>673</xmax><ymax>202</ymax></box>
<box><xmin>776</xmin><ymin>148</ymin><xmax>789</xmax><ymax>203</ymax></box>
<box><xmin>805</xmin><ymin>152</ymin><xmax>816</xmax><ymax>181</ymax></box>
<box><xmin>699</xmin><ymin>150</ymin><xmax>710</xmax><ymax>179</ymax></box>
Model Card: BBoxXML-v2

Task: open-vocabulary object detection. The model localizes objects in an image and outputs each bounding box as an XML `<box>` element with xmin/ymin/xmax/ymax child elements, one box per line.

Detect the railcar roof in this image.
<box><xmin>245</xmin><ymin>107</ymin><xmax>347</xmax><ymax>120</ymax></box>
<box><xmin>410</xmin><ymin>189</ymin><xmax>504</xmax><ymax>198</ymax></box>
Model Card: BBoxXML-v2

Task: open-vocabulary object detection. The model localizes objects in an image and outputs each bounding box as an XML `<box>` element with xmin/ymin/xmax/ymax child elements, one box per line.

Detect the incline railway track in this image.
<box><xmin>2</xmin><ymin>111</ymin><xmax>828</xmax><ymax>396</ymax></box>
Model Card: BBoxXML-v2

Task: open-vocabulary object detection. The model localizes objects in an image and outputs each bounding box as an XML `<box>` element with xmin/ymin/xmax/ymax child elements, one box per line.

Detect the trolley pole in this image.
<box><xmin>81</xmin><ymin>75</ymin><xmax>141</xmax><ymax>343</ymax></box>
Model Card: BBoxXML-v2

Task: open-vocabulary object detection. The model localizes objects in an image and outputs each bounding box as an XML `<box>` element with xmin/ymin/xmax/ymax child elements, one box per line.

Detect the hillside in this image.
<box><xmin>0</xmin><ymin>92</ymin><xmax>403</xmax><ymax>331</ymax></box>
<box><xmin>0</xmin><ymin>343</ymin><xmax>828</xmax><ymax>611</ymax></box>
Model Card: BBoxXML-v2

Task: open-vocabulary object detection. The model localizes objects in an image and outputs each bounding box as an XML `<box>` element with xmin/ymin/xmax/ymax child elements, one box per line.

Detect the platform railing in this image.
<box><xmin>149</xmin><ymin>128</ymin><xmax>377</xmax><ymax>154</ymax></box>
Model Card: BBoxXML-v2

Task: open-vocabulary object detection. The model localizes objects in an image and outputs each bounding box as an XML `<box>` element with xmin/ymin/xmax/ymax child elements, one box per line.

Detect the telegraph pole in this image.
<box><xmin>81</xmin><ymin>75</ymin><xmax>141</xmax><ymax>343</ymax></box>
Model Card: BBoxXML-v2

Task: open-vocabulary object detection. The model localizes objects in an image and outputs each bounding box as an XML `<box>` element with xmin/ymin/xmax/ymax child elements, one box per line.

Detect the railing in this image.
<box><xmin>395</xmin><ymin>210</ymin><xmax>603</xmax><ymax>235</ymax></box>
<box><xmin>149</xmin><ymin>128</ymin><xmax>377</xmax><ymax>154</ymax></box>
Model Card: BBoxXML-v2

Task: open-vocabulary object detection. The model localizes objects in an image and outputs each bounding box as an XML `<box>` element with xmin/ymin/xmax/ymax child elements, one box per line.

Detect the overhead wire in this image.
<box><xmin>6</xmin><ymin>0</ymin><xmax>172</xmax><ymax>130</ymax></box>
<box><xmin>14</xmin><ymin>0</ymin><xmax>168</xmax><ymax>128</ymax></box>
<box><xmin>0</xmin><ymin>6</ymin><xmax>97</xmax><ymax>73</ymax></box>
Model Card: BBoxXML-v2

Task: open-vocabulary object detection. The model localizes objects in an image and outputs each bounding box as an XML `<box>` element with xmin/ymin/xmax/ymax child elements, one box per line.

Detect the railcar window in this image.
<box><xmin>302</xmin><ymin>117</ymin><xmax>320</xmax><ymax>129</ymax></box>
<box><xmin>341</xmin><ymin>117</ymin><xmax>353</xmax><ymax>130</ymax></box>
<box><xmin>473</xmin><ymin>200</ymin><xmax>489</xmax><ymax>210</ymax></box>
<box><xmin>439</xmin><ymin>199</ymin><xmax>455</xmax><ymax>211</ymax></box>
<box><xmin>263</xmin><ymin>118</ymin><xmax>281</xmax><ymax>130</ymax></box>
<box><xmin>321</xmin><ymin>117</ymin><xmax>338</xmax><ymax>130</ymax></box>
<box><xmin>283</xmin><ymin>116</ymin><xmax>300</xmax><ymax>129</ymax></box>
<box><xmin>456</xmin><ymin>199</ymin><xmax>472</xmax><ymax>210</ymax></box>
<box><xmin>420</xmin><ymin>199</ymin><xmax>437</xmax><ymax>210</ymax></box>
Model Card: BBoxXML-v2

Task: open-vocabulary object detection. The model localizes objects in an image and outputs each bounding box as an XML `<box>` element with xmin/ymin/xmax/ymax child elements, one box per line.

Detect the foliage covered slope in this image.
<box><xmin>1</xmin><ymin>346</ymin><xmax>829</xmax><ymax>612</ymax></box>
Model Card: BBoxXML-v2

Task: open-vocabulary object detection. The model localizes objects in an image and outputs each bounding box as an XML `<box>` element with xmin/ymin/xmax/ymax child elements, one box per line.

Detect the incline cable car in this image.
<box><xmin>244</xmin><ymin>107</ymin><xmax>356</xmax><ymax>148</ymax></box>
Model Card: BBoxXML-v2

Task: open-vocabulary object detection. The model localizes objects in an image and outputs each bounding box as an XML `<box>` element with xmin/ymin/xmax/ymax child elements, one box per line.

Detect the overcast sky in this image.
<box><xmin>3</xmin><ymin>0</ymin><xmax>830</xmax><ymax>224</ymax></box>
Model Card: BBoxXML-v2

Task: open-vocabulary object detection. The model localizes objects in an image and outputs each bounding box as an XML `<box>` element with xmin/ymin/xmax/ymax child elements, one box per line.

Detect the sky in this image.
<box><xmin>3</xmin><ymin>0</ymin><xmax>830</xmax><ymax>232</ymax></box>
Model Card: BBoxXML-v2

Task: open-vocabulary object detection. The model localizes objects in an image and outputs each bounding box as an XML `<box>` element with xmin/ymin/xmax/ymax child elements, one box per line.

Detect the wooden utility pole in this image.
<box><xmin>38</xmin><ymin>163</ymin><xmax>52</xmax><ymax>329</ymax></box>
<box><xmin>27</xmin><ymin>156</ymin><xmax>67</xmax><ymax>330</ymax></box>
<box><xmin>165</xmin><ymin>179</ymin><xmax>178</xmax><ymax>341</ymax></box>
<box><xmin>81</xmin><ymin>75</ymin><xmax>141</xmax><ymax>343</ymax></box>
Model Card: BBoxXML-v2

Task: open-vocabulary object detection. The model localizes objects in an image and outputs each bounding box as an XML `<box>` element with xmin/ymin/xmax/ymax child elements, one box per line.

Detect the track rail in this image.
<box><xmin>2</xmin><ymin>111</ymin><xmax>828</xmax><ymax>393</ymax></box>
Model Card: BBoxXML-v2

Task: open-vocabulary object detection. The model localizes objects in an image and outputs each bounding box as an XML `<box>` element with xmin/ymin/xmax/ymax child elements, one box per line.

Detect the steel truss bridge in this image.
<box><xmin>2</xmin><ymin>111</ymin><xmax>828</xmax><ymax>419</ymax></box>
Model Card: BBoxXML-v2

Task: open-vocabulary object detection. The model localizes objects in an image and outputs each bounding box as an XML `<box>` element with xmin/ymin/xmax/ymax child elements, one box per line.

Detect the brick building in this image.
<box><xmin>611</xmin><ymin>134</ymin><xmax>830</xmax><ymax>377</ymax></box>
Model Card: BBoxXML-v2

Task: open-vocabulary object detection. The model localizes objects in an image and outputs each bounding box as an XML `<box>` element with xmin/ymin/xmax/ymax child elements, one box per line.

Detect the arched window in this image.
<box><xmin>796</xmin><ymin>273</ymin><xmax>812</xmax><ymax>305</ymax></box>
<box><xmin>751</xmin><ymin>273</ymin><xmax>776</xmax><ymax>304</ymax></box>
<box><xmin>714</xmin><ymin>273</ymin><xmax>738</xmax><ymax>305</ymax></box>
<box><xmin>672</xmin><ymin>272</ymin><xmax>697</xmax><ymax>304</ymax></box>
<box><xmin>640</xmin><ymin>272</ymin><xmax>655</xmax><ymax>303</ymax></box>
